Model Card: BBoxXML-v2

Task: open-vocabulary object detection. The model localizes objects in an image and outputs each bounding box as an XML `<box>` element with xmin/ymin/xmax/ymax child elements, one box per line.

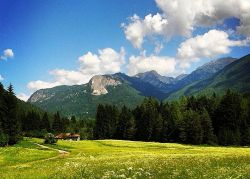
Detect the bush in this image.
<box><xmin>24</xmin><ymin>129</ymin><xmax>48</xmax><ymax>138</ymax></box>
<box><xmin>44</xmin><ymin>133</ymin><xmax>57</xmax><ymax>144</ymax></box>
<box><xmin>0</xmin><ymin>132</ymin><xmax>9</xmax><ymax>147</ymax></box>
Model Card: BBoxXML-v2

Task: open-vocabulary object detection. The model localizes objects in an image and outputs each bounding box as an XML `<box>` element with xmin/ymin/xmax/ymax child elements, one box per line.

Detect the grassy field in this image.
<box><xmin>0</xmin><ymin>138</ymin><xmax>250</xmax><ymax>178</ymax></box>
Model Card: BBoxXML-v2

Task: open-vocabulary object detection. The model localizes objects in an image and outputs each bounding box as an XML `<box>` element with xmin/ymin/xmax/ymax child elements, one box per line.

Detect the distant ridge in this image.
<box><xmin>168</xmin><ymin>55</ymin><xmax>250</xmax><ymax>99</ymax></box>
<box><xmin>27</xmin><ymin>55</ymin><xmax>247</xmax><ymax>118</ymax></box>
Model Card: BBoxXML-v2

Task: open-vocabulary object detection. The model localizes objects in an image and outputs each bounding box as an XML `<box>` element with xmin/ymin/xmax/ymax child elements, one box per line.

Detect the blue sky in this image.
<box><xmin>0</xmin><ymin>0</ymin><xmax>250</xmax><ymax>100</ymax></box>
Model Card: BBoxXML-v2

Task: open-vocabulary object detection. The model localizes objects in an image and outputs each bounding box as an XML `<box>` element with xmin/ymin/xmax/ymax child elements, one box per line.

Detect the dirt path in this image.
<box><xmin>34</xmin><ymin>143</ymin><xmax>69</xmax><ymax>155</ymax></box>
<box><xmin>7</xmin><ymin>143</ymin><xmax>70</xmax><ymax>169</ymax></box>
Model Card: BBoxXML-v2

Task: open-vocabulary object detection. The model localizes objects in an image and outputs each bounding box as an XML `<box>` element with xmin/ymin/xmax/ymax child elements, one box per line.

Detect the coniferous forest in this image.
<box><xmin>1</xmin><ymin>82</ymin><xmax>250</xmax><ymax>146</ymax></box>
<box><xmin>0</xmin><ymin>83</ymin><xmax>94</xmax><ymax>146</ymax></box>
<box><xmin>94</xmin><ymin>90</ymin><xmax>250</xmax><ymax>146</ymax></box>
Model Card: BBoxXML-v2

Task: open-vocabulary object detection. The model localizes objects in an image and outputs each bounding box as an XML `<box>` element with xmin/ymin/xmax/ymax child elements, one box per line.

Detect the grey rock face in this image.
<box><xmin>90</xmin><ymin>75</ymin><xmax>121</xmax><ymax>95</ymax></box>
<box><xmin>28</xmin><ymin>90</ymin><xmax>55</xmax><ymax>103</ymax></box>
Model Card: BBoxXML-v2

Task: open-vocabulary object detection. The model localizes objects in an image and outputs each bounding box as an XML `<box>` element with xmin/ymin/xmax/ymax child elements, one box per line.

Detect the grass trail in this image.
<box><xmin>5</xmin><ymin>142</ymin><xmax>70</xmax><ymax>169</ymax></box>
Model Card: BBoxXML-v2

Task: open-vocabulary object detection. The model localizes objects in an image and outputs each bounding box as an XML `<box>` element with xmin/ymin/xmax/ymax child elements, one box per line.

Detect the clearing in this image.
<box><xmin>0</xmin><ymin>138</ymin><xmax>250</xmax><ymax>178</ymax></box>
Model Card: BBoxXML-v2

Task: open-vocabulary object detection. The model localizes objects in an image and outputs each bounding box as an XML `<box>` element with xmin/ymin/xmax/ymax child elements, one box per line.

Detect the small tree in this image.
<box><xmin>0</xmin><ymin>127</ymin><xmax>8</xmax><ymax>146</ymax></box>
<box><xmin>44</xmin><ymin>133</ymin><xmax>57</xmax><ymax>144</ymax></box>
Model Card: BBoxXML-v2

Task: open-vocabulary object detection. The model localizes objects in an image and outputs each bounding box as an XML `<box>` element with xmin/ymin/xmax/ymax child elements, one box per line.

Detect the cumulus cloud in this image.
<box><xmin>177</xmin><ymin>29</ymin><xmax>249</xmax><ymax>68</ymax></box>
<box><xmin>16</xmin><ymin>93</ymin><xmax>30</xmax><ymax>102</ymax></box>
<box><xmin>122</xmin><ymin>13</ymin><xmax>168</xmax><ymax>49</ymax></box>
<box><xmin>156</xmin><ymin>0</ymin><xmax>250</xmax><ymax>33</ymax></box>
<box><xmin>1</xmin><ymin>49</ymin><xmax>14</xmax><ymax>60</ymax></box>
<box><xmin>123</xmin><ymin>0</ymin><xmax>250</xmax><ymax>49</ymax></box>
<box><xmin>127</xmin><ymin>54</ymin><xmax>176</xmax><ymax>76</ymax></box>
<box><xmin>27</xmin><ymin>47</ymin><xmax>125</xmax><ymax>92</ymax></box>
<box><xmin>27</xmin><ymin>80</ymin><xmax>61</xmax><ymax>91</ymax></box>
<box><xmin>0</xmin><ymin>75</ymin><xmax>4</xmax><ymax>81</ymax></box>
<box><xmin>79</xmin><ymin>47</ymin><xmax>125</xmax><ymax>75</ymax></box>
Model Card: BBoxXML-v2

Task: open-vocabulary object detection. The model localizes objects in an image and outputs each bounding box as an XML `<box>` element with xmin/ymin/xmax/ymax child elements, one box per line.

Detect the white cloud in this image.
<box><xmin>79</xmin><ymin>47</ymin><xmax>125</xmax><ymax>75</ymax></box>
<box><xmin>122</xmin><ymin>13</ymin><xmax>168</xmax><ymax>49</ymax></box>
<box><xmin>27</xmin><ymin>47</ymin><xmax>125</xmax><ymax>92</ymax></box>
<box><xmin>177</xmin><ymin>29</ymin><xmax>249</xmax><ymax>69</ymax></box>
<box><xmin>49</xmin><ymin>69</ymin><xmax>87</xmax><ymax>86</ymax></box>
<box><xmin>127</xmin><ymin>54</ymin><xmax>176</xmax><ymax>76</ymax></box>
<box><xmin>27</xmin><ymin>80</ymin><xmax>61</xmax><ymax>91</ymax></box>
<box><xmin>0</xmin><ymin>75</ymin><xmax>4</xmax><ymax>81</ymax></box>
<box><xmin>16</xmin><ymin>93</ymin><xmax>30</xmax><ymax>102</ymax></box>
<box><xmin>123</xmin><ymin>0</ymin><xmax>250</xmax><ymax>49</ymax></box>
<box><xmin>156</xmin><ymin>0</ymin><xmax>250</xmax><ymax>36</ymax></box>
<box><xmin>1</xmin><ymin>49</ymin><xmax>14</xmax><ymax>60</ymax></box>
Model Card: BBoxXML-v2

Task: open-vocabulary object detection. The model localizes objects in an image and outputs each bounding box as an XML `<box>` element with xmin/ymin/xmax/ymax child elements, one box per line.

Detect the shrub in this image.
<box><xmin>44</xmin><ymin>133</ymin><xmax>57</xmax><ymax>144</ymax></box>
<box><xmin>0</xmin><ymin>132</ymin><xmax>9</xmax><ymax>147</ymax></box>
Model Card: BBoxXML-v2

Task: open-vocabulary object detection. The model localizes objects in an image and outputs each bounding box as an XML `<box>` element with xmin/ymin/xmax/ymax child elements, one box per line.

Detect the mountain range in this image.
<box><xmin>28</xmin><ymin>55</ymin><xmax>250</xmax><ymax>118</ymax></box>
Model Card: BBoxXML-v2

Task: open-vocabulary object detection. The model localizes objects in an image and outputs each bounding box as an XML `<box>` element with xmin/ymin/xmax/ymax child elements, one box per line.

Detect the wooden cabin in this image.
<box><xmin>55</xmin><ymin>133</ymin><xmax>80</xmax><ymax>141</ymax></box>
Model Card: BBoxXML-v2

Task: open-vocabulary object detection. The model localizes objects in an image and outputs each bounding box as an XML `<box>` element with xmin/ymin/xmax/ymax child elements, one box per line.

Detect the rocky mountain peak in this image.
<box><xmin>135</xmin><ymin>70</ymin><xmax>159</xmax><ymax>78</ymax></box>
<box><xmin>89</xmin><ymin>75</ymin><xmax>121</xmax><ymax>95</ymax></box>
<box><xmin>135</xmin><ymin>70</ymin><xmax>174</xmax><ymax>85</ymax></box>
<box><xmin>196</xmin><ymin>57</ymin><xmax>236</xmax><ymax>72</ymax></box>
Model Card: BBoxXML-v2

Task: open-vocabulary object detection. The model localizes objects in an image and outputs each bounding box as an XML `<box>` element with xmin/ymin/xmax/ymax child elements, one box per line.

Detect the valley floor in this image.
<box><xmin>0</xmin><ymin>138</ymin><xmax>250</xmax><ymax>178</ymax></box>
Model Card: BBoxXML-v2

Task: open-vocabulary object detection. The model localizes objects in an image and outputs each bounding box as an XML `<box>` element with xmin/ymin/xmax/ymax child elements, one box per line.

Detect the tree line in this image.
<box><xmin>19</xmin><ymin>110</ymin><xmax>94</xmax><ymax>140</ymax></box>
<box><xmin>0</xmin><ymin>83</ymin><xmax>94</xmax><ymax>146</ymax></box>
<box><xmin>94</xmin><ymin>90</ymin><xmax>250</xmax><ymax>146</ymax></box>
<box><xmin>1</xmin><ymin>82</ymin><xmax>249</xmax><ymax>146</ymax></box>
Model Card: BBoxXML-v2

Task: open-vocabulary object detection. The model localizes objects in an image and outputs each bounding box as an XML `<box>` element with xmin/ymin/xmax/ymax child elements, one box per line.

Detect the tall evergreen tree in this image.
<box><xmin>168</xmin><ymin>102</ymin><xmax>183</xmax><ymax>142</ymax></box>
<box><xmin>135</xmin><ymin>97</ymin><xmax>159</xmax><ymax>141</ymax></box>
<box><xmin>0</xmin><ymin>83</ymin><xmax>7</xmax><ymax>146</ymax></box>
<box><xmin>52</xmin><ymin>111</ymin><xmax>62</xmax><ymax>133</ymax></box>
<box><xmin>215</xmin><ymin>90</ymin><xmax>242</xmax><ymax>145</ymax></box>
<box><xmin>41</xmin><ymin>112</ymin><xmax>51</xmax><ymax>131</ymax></box>
<box><xmin>61</xmin><ymin>117</ymin><xmax>70</xmax><ymax>132</ymax></box>
<box><xmin>4</xmin><ymin>84</ymin><xmax>21</xmax><ymax>145</ymax></box>
<box><xmin>200</xmin><ymin>108</ymin><xmax>216</xmax><ymax>144</ymax></box>
<box><xmin>116</xmin><ymin>106</ymin><xmax>135</xmax><ymax>140</ymax></box>
<box><xmin>94</xmin><ymin>104</ymin><xmax>105</xmax><ymax>139</ymax></box>
<box><xmin>180</xmin><ymin>110</ymin><xmax>203</xmax><ymax>144</ymax></box>
<box><xmin>239</xmin><ymin>98</ymin><xmax>250</xmax><ymax>145</ymax></box>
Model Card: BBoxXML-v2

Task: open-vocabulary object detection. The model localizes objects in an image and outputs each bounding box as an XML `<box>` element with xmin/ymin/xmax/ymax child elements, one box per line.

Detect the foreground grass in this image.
<box><xmin>0</xmin><ymin>138</ymin><xmax>250</xmax><ymax>178</ymax></box>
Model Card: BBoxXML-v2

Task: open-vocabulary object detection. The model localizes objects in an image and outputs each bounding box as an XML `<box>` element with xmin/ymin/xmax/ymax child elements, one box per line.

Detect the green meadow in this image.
<box><xmin>0</xmin><ymin>138</ymin><xmax>250</xmax><ymax>178</ymax></box>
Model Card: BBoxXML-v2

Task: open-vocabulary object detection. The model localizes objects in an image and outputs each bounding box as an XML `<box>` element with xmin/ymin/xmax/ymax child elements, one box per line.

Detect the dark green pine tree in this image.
<box><xmin>52</xmin><ymin>111</ymin><xmax>62</xmax><ymax>133</ymax></box>
<box><xmin>0</xmin><ymin>83</ymin><xmax>8</xmax><ymax>146</ymax></box>
<box><xmin>70</xmin><ymin>116</ymin><xmax>78</xmax><ymax>133</ymax></box>
<box><xmin>116</xmin><ymin>106</ymin><xmax>135</xmax><ymax>140</ymax></box>
<box><xmin>94</xmin><ymin>104</ymin><xmax>105</xmax><ymax>139</ymax></box>
<box><xmin>4</xmin><ymin>84</ymin><xmax>21</xmax><ymax>145</ymax></box>
<box><xmin>102</xmin><ymin>105</ymin><xmax>112</xmax><ymax>139</ymax></box>
<box><xmin>0</xmin><ymin>124</ymin><xmax>8</xmax><ymax>146</ymax></box>
<box><xmin>133</xmin><ymin>105</ymin><xmax>144</xmax><ymax>140</ymax></box>
<box><xmin>71</xmin><ymin>116</ymin><xmax>76</xmax><ymax>124</ymax></box>
<box><xmin>239</xmin><ymin>98</ymin><xmax>250</xmax><ymax>145</ymax></box>
<box><xmin>41</xmin><ymin>112</ymin><xmax>51</xmax><ymax>132</ymax></box>
<box><xmin>105</xmin><ymin>105</ymin><xmax>119</xmax><ymax>138</ymax></box>
<box><xmin>135</xmin><ymin>97</ymin><xmax>159</xmax><ymax>141</ymax></box>
<box><xmin>168</xmin><ymin>102</ymin><xmax>183</xmax><ymax>142</ymax></box>
<box><xmin>152</xmin><ymin>114</ymin><xmax>163</xmax><ymax>142</ymax></box>
<box><xmin>214</xmin><ymin>90</ymin><xmax>242</xmax><ymax>145</ymax></box>
<box><xmin>180</xmin><ymin>110</ymin><xmax>203</xmax><ymax>144</ymax></box>
<box><xmin>200</xmin><ymin>108</ymin><xmax>216</xmax><ymax>144</ymax></box>
<box><xmin>23</xmin><ymin>111</ymin><xmax>41</xmax><ymax>131</ymax></box>
<box><xmin>61</xmin><ymin>117</ymin><xmax>70</xmax><ymax>132</ymax></box>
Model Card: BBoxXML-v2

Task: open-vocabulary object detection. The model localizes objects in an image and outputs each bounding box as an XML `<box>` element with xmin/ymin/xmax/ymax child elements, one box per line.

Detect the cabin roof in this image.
<box><xmin>55</xmin><ymin>133</ymin><xmax>80</xmax><ymax>139</ymax></box>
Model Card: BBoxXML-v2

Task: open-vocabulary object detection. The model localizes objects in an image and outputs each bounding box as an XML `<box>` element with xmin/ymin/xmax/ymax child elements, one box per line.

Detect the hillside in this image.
<box><xmin>168</xmin><ymin>57</ymin><xmax>237</xmax><ymax>91</ymax></box>
<box><xmin>128</xmin><ymin>57</ymin><xmax>237</xmax><ymax>97</ymax></box>
<box><xmin>168</xmin><ymin>54</ymin><xmax>250</xmax><ymax>99</ymax></box>
<box><xmin>113</xmin><ymin>72</ymin><xmax>169</xmax><ymax>99</ymax></box>
<box><xmin>27</xmin><ymin>56</ymin><xmax>240</xmax><ymax>117</ymax></box>
<box><xmin>28</xmin><ymin>76</ymin><xmax>144</xmax><ymax>118</ymax></box>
